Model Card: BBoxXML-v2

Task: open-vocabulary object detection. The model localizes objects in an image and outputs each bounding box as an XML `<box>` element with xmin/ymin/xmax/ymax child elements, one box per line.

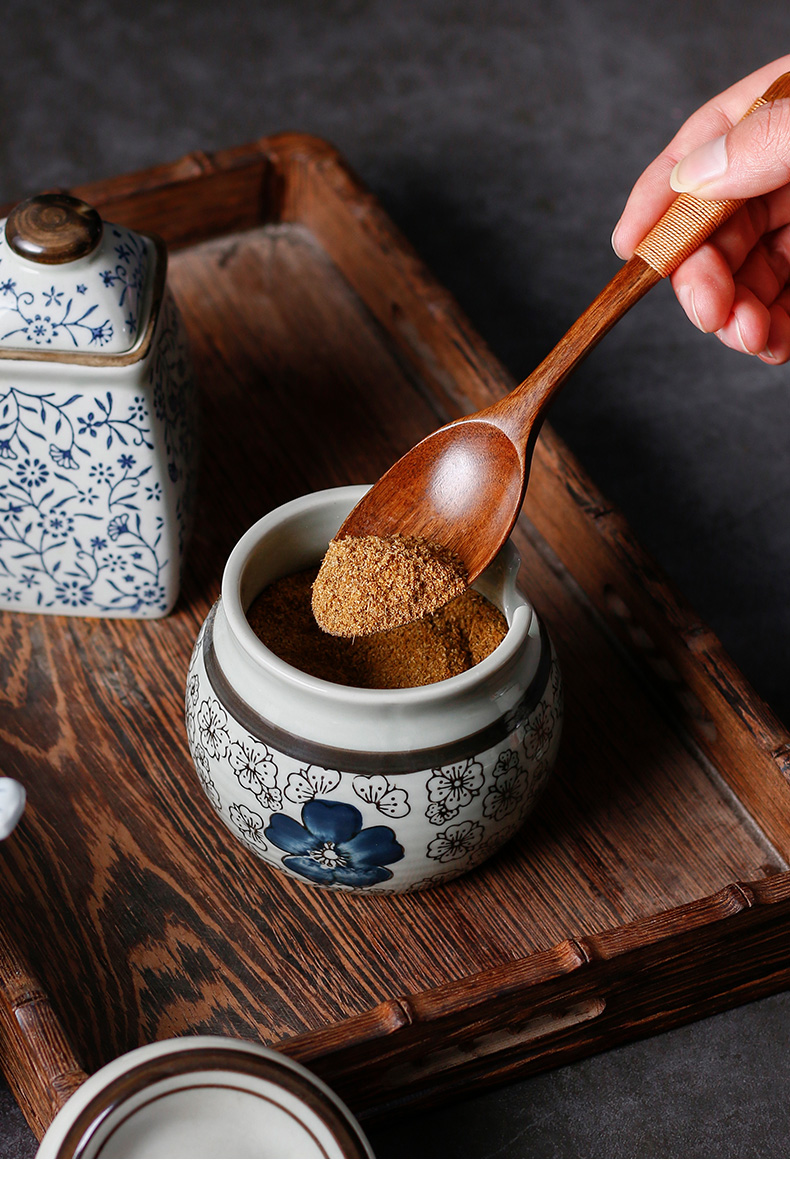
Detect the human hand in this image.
<box><xmin>612</xmin><ymin>57</ymin><xmax>790</xmax><ymax>363</ymax></box>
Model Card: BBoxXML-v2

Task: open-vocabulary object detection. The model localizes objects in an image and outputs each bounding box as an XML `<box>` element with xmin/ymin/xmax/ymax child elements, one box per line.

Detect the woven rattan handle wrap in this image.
<box><xmin>635</xmin><ymin>72</ymin><xmax>790</xmax><ymax>276</ymax></box>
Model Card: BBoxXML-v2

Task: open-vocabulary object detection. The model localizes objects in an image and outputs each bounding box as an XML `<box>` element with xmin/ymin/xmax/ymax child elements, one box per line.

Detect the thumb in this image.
<box><xmin>670</xmin><ymin>97</ymin><xmax>790</xmax><ymax>199</ymax></box>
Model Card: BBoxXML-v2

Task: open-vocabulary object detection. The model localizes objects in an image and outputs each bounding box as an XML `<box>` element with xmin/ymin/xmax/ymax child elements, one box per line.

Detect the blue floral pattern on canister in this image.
<box><xmin>0</xmin><ymin>289</ymin><xmax>197</xmax><ymax>616</ymax></box>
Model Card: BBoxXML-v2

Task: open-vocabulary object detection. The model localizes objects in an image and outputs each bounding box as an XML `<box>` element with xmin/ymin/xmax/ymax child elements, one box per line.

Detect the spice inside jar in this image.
<box><xmin>247</xmin><ymin>567</ymin><xmax>507</xmax><ymax>689</ymax></box>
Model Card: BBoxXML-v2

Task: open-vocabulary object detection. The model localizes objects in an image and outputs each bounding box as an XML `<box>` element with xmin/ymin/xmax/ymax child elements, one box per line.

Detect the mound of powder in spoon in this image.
<box><xmin>311</xmin><ymin>534</ymin><xmax>468</xmax><ymax>638</ymax></box>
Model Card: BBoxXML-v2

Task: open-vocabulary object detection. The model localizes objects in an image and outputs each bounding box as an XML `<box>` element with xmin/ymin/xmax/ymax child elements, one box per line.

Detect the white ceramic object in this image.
<box><xmin>185</xmin><ymin>485</ymin><xmax>563</xmax><ymax>893</ymax></box>
<box><xmin>0</xmin><ymin>777</ymin><xmax>25</xmax><ymax>839</ymax></box>
<box><xmin>0</xmin><ymin>193</ymin><xmax>197</xmax><ymax>618</ymax></box>
<box><xmin>36</xmin><ymin>1036</ymin><xmax>372</xmax><ymax>1159</ymax></box>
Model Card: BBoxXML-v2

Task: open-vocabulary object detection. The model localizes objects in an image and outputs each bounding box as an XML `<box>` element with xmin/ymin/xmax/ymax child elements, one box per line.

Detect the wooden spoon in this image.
<box><xmin>331</xmin><ymin>72</ymin><xmax>790</xmax><ymax>604</ymax></box>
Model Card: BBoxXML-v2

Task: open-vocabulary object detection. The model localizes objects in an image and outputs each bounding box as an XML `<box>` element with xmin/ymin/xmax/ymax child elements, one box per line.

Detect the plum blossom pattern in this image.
<box><xmin>426</xmin><ymin>758</ymin><xmax>484</xmax><ymax>824</ymax></box>
<box><xmin>284</xmin><ymin>765</ymin><xmax>341</xmax><ymax>805</ymax></box>
<box><xmin>352</xmin><ymin>775</ymin><xmax>410</xmax><ymax>818</ymax></box>
<box><xmin>266</xmin><ymin>798</ymin><xmax>404</xmax><ymax>889</ymax></box>
<box><xmin>197</xmin><ymin>698</ymin><xmax>231</xmax><ymax>760</ymax></box>
<box><xmin>185</xmin><ymin>671</ymin><xmax>200</xmax><ymax>744</ymax></box>
<box><xmin>522</xmin><ymin>699</ymin><xmax>557</xmax><ymax>761</ymax></box>
<box><xmin>184</xmin><ymin>622</ymin><xmax>563</xmax><ymax>892</ymax></box>
<box><xmin>426</xmin><ymin>820</ymin><xmax>485</xmax><ymax>863</ymax></box>
<box><xmin>228</xmin><ymin>803</ymin><xmax>267</xmax><ymax>846</ymax></box>
<box><xmin>527</xmin><ymin>753</ymin><xmax>553</xmax><ymax>801</ymax></box>
<box><xmin>402</xmin><ymin>873</ymin><xmax>454</xmax><ymax>893</ymax></box>
<box><xmin>0</xmin><ymin>286</ymin><xmax>196</xmax><ymax>615</ymax></box>
<box><xmin>228</xmin><ymin>740</ymin><xmax>283</xmax><ymax>810</ymax></box>
<box><xmin>465</xmin><ymin>820</ymin><xmax>521</xmax><ymax>871</ymax></box>
<box><xmin>192</xmin><ymin>742</ymin><xmax>221</xmax><ymax>812</ymax></box>
<box><xmin>482</xmin><ymin>749</ymin><xmax>530</xmax><ymax>822</ymax></box>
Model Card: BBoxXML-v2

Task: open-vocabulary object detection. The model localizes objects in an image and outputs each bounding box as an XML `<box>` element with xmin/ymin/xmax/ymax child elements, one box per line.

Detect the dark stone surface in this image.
<box><xmin>2</xmin><ymin>0</ymin><xmax>789</xmax><ymax>1159</ymax></box>
<box><xmin>369</xmin><ymin>991</ymin><xmax>790</xmax><ymax>1159</ymax></box>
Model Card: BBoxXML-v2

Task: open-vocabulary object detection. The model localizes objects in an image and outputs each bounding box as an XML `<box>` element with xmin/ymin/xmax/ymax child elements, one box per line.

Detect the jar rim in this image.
<box><xmin>220</xmin><ymin>485</ymin><xmax>536</xmax><ymax>705</ymax></box>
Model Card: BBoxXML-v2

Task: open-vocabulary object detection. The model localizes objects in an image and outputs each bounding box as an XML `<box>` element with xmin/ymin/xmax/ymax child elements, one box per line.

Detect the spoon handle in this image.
<box><xmin>494</xmin><ymin>70</ymin><xmax>790</xmax><ymax>437</ymax></box>
<box><xmin>636</xmin><ymin>71</ymin><xmax>790</xmax><ymax>277</ymax></box>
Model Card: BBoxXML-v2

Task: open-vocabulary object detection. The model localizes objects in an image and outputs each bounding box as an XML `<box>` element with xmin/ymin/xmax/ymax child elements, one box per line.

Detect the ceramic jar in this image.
<box><xmin>36</xmin><ymin>1036</ymin><xmax>372</xmax><ymax>1158</ymax></box>
<box><xmin>0</xmin><ymin>193</ymin><xmax>197</xmax><ymax>618</ymax></box>
<box><xmin>185</xmin><ymin>486</ymin><xmax>563</xmax><ymax>893</ymax></box>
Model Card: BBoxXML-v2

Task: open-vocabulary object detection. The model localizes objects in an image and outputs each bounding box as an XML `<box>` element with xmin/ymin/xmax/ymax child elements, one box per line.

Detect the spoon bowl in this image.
<box><xmin>340</xmin><ymin>420</ymin><xmax>525</xmax><ymax>579</ymax></box>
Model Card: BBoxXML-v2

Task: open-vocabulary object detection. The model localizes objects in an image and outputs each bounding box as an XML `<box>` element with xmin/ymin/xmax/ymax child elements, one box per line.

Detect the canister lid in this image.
<box><xmin>0</xmin><ymin>192</ymin><xmax>154</xmax><ymax>355</ymax></box>
<box><xmin>36</xmin><ymin>1036</ymin><xmax>373</xmax><ymax>1159</ymax></box>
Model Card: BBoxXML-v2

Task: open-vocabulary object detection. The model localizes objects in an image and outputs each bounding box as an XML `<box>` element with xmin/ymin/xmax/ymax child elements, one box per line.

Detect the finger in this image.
<box><xmin>705</xmin><ymin>197</ymin><xmax>769</xmax><ymax>274</ymax></box>
<box><xmin>714</xmin><ymin>284</ymin><xmax>771</xmax><ymax>354</ymax></box>
<box><xmin>667</xmin><ymin>191</ymin><xmax>790</xmax><ymax>331</ymax></box>
<box><xmin>773</xmin><ymin>281</ymin><xmax>790</xmax><ymax>316</ymax></box>
<box><xmin>671</xmin><ymin>242</ymin><xmax>735</xmax><ymax>332</ymax></box>
<box><xmin>733</xmin><ymin>240</ymin><xmax>790</xmax><ymax>309</ymax></box>
<box><xmin>613</xmin><ymin>157</ymin><xmax>684</xmax><ymax>259</ymax></box>
<box><xmin>734</xmin><ymin>222</ymin><xmax>790</xmax><ymax>348</ymax></box>
<box><xmin>672</xmin><ymin>221</ymin><xmax>790</xmax><ymax>350</ymax></box>
<box><xmin>613</xmin><ymin>56</ymin><xmax>790</xmax><ymax>257</ymax></box>
<box><xmin>759</xmin><ymin>303</ymin><xmax>790</xmax><ymax>363</ymax></box>
<box><xmin>621</xmin><ymin>134</ymin><xmax>790</xmax><ymax>269</ymax></box>
<box><xmin>612</xmin><ymin>101</ymin><xmax>749</xmax><ymax>258</ymax></box>
<box><xmin>670</xmin><ymin>98</ymin><xmax>790</xmax><ymax>199</ymax></box>
<box><xmin>762</xmin><ymin>272</ymin><xmax>790</xmax><ymax>361</ymax></box>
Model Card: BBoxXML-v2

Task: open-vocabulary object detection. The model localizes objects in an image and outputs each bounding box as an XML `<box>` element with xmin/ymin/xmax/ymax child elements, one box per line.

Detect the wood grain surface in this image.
<box><xmin>2</xmin><ymin>136</ymin><xmax>790</xmax><ymax>1137</ymax></box>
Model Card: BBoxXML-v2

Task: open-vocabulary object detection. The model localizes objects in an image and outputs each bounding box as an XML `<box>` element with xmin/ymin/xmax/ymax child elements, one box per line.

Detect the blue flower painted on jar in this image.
<box><xmin>266</xmin><ymin>797</ymin><xmax>405</xmax><ymax>889</ymax></box>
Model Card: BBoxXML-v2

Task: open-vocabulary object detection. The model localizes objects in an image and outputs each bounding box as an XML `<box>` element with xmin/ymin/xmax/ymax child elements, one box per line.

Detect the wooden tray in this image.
<box><xmin>3</xmin><ymin>134</ymin><xmax>790</xmax><ymax>1142</ymax></box>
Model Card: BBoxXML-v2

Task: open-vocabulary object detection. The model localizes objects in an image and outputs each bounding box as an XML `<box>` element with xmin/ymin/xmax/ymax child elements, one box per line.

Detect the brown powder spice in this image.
<box><xmin>247</xmin><ymin>567</ymin><xmax>508</xmax><ymax>689</ymax></box>
<box><xmin>311</xmin><ymin>534</ymin><xmax>468</xmax><ymax>638</ymax></box>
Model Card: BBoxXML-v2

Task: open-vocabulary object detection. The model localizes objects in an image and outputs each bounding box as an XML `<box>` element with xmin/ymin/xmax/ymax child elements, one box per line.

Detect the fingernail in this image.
<box><xmin>678</xmin><ymin>284</ymin><xmax>703</xmax><ymax>330</ymax></box>
<box><xmin>611</xmin><ymin>220</ymin><xmax>624</xmax><ymax>259</ymax></box>
<box><xmin>733</xmin><ymin>314</ymin><xmax>752</xmax><ymax>355</ymax></box>
<box><xmin>670</xmin><ymin>134</ymin><xmax>728</xmax><ymax>192</ymax></box>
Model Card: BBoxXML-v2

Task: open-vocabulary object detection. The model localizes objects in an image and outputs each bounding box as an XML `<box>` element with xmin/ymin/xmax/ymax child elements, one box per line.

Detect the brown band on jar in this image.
<box><xmin>201</xmin><ymin>603</ymin><xmax>553</xmax><ymax>774</ymax></box>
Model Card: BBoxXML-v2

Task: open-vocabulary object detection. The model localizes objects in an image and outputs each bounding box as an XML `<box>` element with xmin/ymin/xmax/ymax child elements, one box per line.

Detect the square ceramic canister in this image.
<box><xmin>0</xmin><ymin>193</ymin><xmax>197</xmax><ymax>618</ymax></box>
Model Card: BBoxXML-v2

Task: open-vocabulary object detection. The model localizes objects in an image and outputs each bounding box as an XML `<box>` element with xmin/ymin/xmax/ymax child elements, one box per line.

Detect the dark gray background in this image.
<box><xmin>1</xmin><ymin>0</ymin><xmax>789</xmax><ymax>1159</ymax></box>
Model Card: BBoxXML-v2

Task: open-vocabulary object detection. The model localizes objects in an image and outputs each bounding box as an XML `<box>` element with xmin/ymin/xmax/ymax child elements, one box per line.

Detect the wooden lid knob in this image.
<box><xmin>4</xmin><ymin>193</ymin><xmax>103</xmax><ymax>264</ymax></box>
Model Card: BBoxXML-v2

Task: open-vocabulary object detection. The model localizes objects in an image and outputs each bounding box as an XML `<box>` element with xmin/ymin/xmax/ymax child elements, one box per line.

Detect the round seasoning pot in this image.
<box><xmin>185</xmin><ymin>485</ymin><xmax>563</xmax><ymax>893</ymax></box>
<box><xmin>36</xmin><ymin>1036</ymin><xmax>372</xmax><ymax>1159</ymax></box>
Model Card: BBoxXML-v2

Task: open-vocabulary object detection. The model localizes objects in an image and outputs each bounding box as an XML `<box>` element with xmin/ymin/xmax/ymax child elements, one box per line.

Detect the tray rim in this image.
<box><xmin>3</xmin><ymin>131</ymin><xmax>790</xmax><ymax>1136</ymax></box>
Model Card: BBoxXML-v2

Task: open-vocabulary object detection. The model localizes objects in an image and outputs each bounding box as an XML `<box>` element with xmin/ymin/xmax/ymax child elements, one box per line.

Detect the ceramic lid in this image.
<box><xmin>0</xmin><ymin>193</ymin><xmax>154</xmax><ymax>355</ymax></box>
<box><xmin>36</xmin><ymin>1036</ymin><xmax>373</xmax><ymax>1159</ymax></box>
